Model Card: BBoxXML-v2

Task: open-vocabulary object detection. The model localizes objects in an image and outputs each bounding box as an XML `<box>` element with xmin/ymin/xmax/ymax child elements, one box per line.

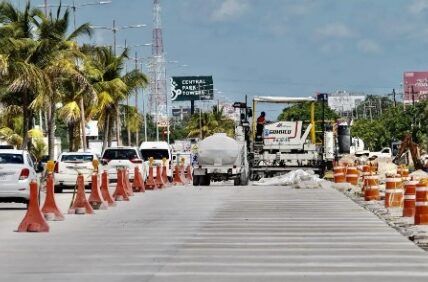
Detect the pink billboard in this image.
<box><xmin>403</xmin><ymin>71</ymin><xmax>428</xmax><ymax>104</ymax></box>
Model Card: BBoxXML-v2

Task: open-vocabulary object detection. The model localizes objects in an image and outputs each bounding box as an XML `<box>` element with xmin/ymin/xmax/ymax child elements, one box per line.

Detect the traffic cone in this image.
<box><xmin>186</xmin><ymin>165</ymin><xmax>193</xmax><ymax>182</ymax></box>
<box><xmin>101</xmin><ymin>170</ymin><xmax>116</xmax><ymax>207</ymax></box>
<box><xmin>124</xmin><ymin>169</ymin><xmax>134</xmax><ymax>196</ymax></box>
<box><xmin>132</xmin><ymin>166</ymin><xmax>145</xmax><ymax>192</ymax></box>
<box><xmin>173</xmin><ymin>165</ymin><xmax>184</xmax><ymax>185</ymax></box>
<box><xmin>69</xmin><ymin>174</ymin><xmax>94</xmax><ymax>214</ymax></box>
<box><xmin>112</xmin><ymin>169</ymin><xmax>130</xmax><ymax>201</ymax></box>
<box><xmin>146</xmin><ymin>166</ymin><xmax>157</xmax><ymax>190</ymax></box>
<box><xmin>17</xmin><ymin>181</ymin><xmax>50</xmax><ymax>232</ymax></box>
<box><xmin>41</xmin><ymin>173</ymin><xmax>64</xmax><ymax>221</ymax></box>
<box><xmin>180</xmin><ymin>165</ymin><xmax>188</xmax><ymax>184</ymax></box>
<box><xmin>155</xmin><ymin>165</ymin><xmax>164</xmax><ymax>189</ymax></box>
<box><xmin>88</xmin><ymin>173</ymin><xmax>108</xmax><ymax>210</ymax></box>
<box><xmin>161</xmin><ymin>164</ymin><xmax>169</xmax><ymax>187</ymax></box>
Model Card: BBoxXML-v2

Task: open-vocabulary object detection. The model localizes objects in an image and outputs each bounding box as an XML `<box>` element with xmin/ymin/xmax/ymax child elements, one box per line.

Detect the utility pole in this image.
<box><xmin>392</xmin><ymin>88</ymin><xmax>397</xmax><ymax>107</ymax></box>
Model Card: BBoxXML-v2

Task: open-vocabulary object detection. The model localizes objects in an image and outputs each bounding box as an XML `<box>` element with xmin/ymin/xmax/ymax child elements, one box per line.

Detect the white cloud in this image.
<box><xmin>211</xmin><ymin>0</ymin><xmax>250</xmax><ymax>21</ymax></box>
<box><xmin>357</xmin><ymin>39</ymin><xmax>382</xmax><ymax>54</ymax></box>
<box><xmin>409</xmin><ymin>0</ymin><xmax>428</xmax><ymax>14</ymax></box>
<box><xmin>315</xmin><ymin>23</ymin><xmax>354</xmax><ymax>39</ymax></box>
<box><xmin>320</xmin><ymin>42</ymin><xmax>344</xmax><ymax>54</ymax></box>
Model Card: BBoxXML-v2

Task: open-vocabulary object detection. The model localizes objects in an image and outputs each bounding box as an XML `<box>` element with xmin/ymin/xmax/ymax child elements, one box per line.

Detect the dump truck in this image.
<box><xmin>193</xmin><ymin>129</ymin><xmax>249</xmax><ymax>186</ymax></box>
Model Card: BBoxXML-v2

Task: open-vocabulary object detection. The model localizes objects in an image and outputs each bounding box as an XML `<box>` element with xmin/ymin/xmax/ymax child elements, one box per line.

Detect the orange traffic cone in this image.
<box><xmin>173</xmin><ymin>165</ymin><xmax>184</xmax><ymax>185</ymax></box>
<box><xmin>161</xmin><ymin>164</ymin><xmax>169</xmax><ymax>187</ymax></box>
<box><xmin>41</xmin><ymin>173</ymin><xmax>64</xmax><ymax>221</ymax></box>
<box><xmin>17</xmin><ymin>181</ymin><xmax>50</xmax><ymax>232</ymax></box>
<box><xmin>69</xmin><ymin>174</ymin><xmax>94</xmax><ymax>214</ymax></box>
<box><xmin>146</xmin><ymin>166</ymin><xmax>157</xmax><ymax>190</ymax></box>
<box><xmin>180</xmin><ymin>164</ymin><xmax>188</xmax><ymax>184</ymax></box>
<box><xmin>88</xmin><ymin>173</ymin><xmax>108</xmax><ymax>210</ymax></box>
<box><xmin>112</xmin><ymin>169</ymin><xmax>130</xmax><ymax>201</ymax></box>
<box><xmin>101</xmin><ymin>170</ymin><xmax>116</xmax><ymax>207</ymax></box>
<box><xmin>124</xmin><ymin>169</ymin><xmax>134</xmax><ymax>196</ymax></box>
<box><xmin>186</xmin><ymin>165</ymin><xmax>193</xmax><ymax>182</ymax></box>
<box><xmin>132</xmin><ymin>166</ymin><xmax>145</xmax><ymax>192</ymax></box>
<box><xmin>155</xmin><ymin>165</ymin><xmax>164</xmax><ymax>189</ymax></box>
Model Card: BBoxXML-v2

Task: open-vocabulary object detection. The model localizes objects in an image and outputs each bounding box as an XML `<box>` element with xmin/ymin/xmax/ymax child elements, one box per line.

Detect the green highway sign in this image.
<box><xmin>170</xmin><ymin>76</ymin><xmax>214</xmax><ymax>102</ymax></box>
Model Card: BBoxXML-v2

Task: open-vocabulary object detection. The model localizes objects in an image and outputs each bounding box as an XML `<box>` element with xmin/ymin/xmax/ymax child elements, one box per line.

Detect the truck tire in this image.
<box><xmin>201</xmin><ymin>175</ymin><xmax>211</xmax><ymax>186</ymax></box>
<box><xmin>193</xmin><ymin>175</ymin><xmax>200</xmax><ymax>186</ymax></box>
<box><xmin>233</xmin><ymin>178</ymin><xmax>241</xmax><ymax>186</ymax></box>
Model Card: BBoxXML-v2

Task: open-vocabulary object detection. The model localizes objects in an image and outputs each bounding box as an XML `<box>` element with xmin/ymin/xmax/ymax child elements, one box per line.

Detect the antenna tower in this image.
<box><xmin>149</xmin><ymin>0</ymin><xmax>166</xmax><ymax>117</ymax></box>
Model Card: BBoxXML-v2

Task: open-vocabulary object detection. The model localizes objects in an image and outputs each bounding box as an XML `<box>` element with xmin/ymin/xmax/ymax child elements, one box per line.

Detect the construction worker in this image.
<box><xmin>256</xmin><ymin>111</ymin><xmax>266</xmax><ymax>141</ymax></box>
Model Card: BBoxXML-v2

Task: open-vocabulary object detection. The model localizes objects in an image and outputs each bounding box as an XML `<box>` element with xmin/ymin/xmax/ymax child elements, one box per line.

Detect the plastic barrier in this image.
<box><xmin>345</xmin><ymin>166</ymin><xmax>359</xmax><ymax>185</ymax></box>
<box><xmin>364</xmin><ymin>175</ymin><xmax>380</xmax><ymax>201</ymax></box>
<box><xmin>41</xmin><ymin>173</ymin><xmax>64</xmax><ymax>221</ymax></box>
<box><xmin>385</xmin><ymin>176</ymin><xmax>403</xmax><ymax>208</ymax></box>
<box><xmin>17</xmin><ymin>181</ymin><xmax>50</xmax><ymax>232</ymax></box>
<box><xmin>68</xmin><ymin>174</ymin><xmax>94</xmax><ymax>214</ymax></box>
<box><xmin>88</xmin><ymin>173</ymin><xmax>108</xmax><ymax>210</ymax></box>
<box><xmin>415</xmin><ymin>180</ymin><xmax>428</xmax><ymax>225</ymax></box>
<box><xmin>112</xmin><ymin>169</ymin><xmax>130</xmax><ymax>201</ymax></box>
<box><xmin>101</xmin><ymin>170</ymin><xmax>116</xmax><ymax>206</ymax></box>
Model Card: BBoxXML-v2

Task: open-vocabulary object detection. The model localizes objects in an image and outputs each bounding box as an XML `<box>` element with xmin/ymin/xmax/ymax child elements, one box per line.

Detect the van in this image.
<box><xmin>139</xmin><ymin>142</ymin><xmax>172</xmax><ymax>180</ymax></box>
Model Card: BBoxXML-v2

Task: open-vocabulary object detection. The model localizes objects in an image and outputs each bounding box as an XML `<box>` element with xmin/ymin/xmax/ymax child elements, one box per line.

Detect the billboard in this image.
<box><xmin>403</xmin><ymin>72</ymin><xmax>428</xmax><ymax>104</ymax></box>
<box><xmin>170</xmin><ymin>76</ymin><xmax>213</xmax><ymax>102</ymax></box>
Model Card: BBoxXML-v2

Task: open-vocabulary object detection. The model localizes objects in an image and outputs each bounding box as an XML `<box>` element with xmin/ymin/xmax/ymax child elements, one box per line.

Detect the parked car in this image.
<box><xmin>0</xmin><ymin>149</ymin><xmax>41</xmax><ymax>206</ymax></box>
<box><xmin>140</xmin><ymin>141</ymin><xmax>172</xmax><ymax>180</ymax></box>
<box><xmin>101</xmin><ymin>147</ymin><xmax>146</xmax><ymax>182</ymax></box>
<box><xmin>54</xmin><ymin>152</ymin><xmax>100</xmax><ymax>193</ymax></box>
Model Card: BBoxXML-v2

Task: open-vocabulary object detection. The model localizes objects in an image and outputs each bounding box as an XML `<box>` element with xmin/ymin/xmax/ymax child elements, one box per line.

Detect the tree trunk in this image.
<box><xmin>79</xmin><ymin>97</ymin><xmax>87</xmax><ymax>151</ymax></box>
<box><xmin>108</xmin><ymin>114</ymin><xmax>113</xmax><ymax>147</ymax></box>
<box><xmin>115</xmin><ymin>102</ymin><xmax>122</xmax><ymax>146</ymax></box>
<box><xmin>47</xmin><ymin>102</ymin><xmax>55</xmax><ymax>160</ymax></box>
<box><xmin>102</xmin><ymin>114</ymin><xmax>109</xmax><ymax>152</ymax></box>
<box><xmin>127</xmin><ymin>96</ymin><xmax>131</xmax><ymax>146</ymax></box>
<box><xmin>21</xmin><ymin>91</ymin><xmax>29</xmax><ymax>150</ymax></box>
<box><xmin>68</xmin><ymin>123</ymin><xmax>74</xmax><ymax>152</ymax></box>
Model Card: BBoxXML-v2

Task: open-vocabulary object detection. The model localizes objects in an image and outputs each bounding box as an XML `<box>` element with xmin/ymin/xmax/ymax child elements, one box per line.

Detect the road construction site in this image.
<box><xmin>3</xmin><ymin>176</ymin><xmax>428</xmax><ymax>282</ymax></box>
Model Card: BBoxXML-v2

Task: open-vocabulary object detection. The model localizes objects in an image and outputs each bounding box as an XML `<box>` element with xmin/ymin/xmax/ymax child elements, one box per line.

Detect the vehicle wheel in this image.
<box><xmin>204</xmin><ymin>175</ymin><xmax>211</xmax><ymax>186</ymax></box>
<box><xmin>193</xmin><ymin>175</ymin><xmax>200</xmax><ymax>186</ymax></box>
<box><xmin>233</xmin><ymin>178</ymin><xmax>241</xmax><ymax>186</ymax></box>
<box><xmin>54</xmin><ymin>185</ymin><xmax>63</xmax><ymax>193</ymax></box>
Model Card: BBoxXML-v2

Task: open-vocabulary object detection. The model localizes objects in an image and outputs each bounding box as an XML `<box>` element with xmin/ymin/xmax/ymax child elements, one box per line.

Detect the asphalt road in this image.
<box><xmin>1</xmin><ymin>183</ymin><xmax>428</xmax><ymax>282</ymax></box>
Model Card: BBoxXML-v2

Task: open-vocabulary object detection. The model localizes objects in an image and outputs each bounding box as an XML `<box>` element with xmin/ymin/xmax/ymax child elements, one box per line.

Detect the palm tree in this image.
<box><xmin>186</xmin><ymin>112</ymin><xmax>219</xmax><ymax>139</ymax></box>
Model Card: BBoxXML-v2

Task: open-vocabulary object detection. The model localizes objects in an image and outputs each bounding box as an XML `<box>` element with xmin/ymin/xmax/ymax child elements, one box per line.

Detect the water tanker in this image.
<box><xmin>193</xmin><ymin>133</ymin><xmax>249</xmax><ymax>186</ymax></box>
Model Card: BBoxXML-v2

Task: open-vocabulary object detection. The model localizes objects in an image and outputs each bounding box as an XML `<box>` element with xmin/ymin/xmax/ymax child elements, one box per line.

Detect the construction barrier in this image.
<box><xmin>415</xmin><ymin>180</ymin><xmax>428</xmax><ymax>225</ymax></box>
<box><xmin>364</xmin><ymin>175</ymin><xmax>380</xmax><ymax>201</ymax></box>
<box><xmin>88</xmin><ymin>173</ymin><xmax>107</xmax><ymax>210</ymax></box>
<box><xmin>155</xmin><ymin>165</ymin><xmax>164</xmax><ymax>189</ymax></box>
<box><xmin>403</xmin><ymin>180</ymin><xmax>418</xmax><ymax>217</ymax></box>
<box><xmin>124</xmin><ymin>169</ymin><xmax>134</xmax><ymax>196</ymax></box>
<box><xmin>69</xmin><ymin>174</ymin><xmax>94</xmax><ymax>214</ymax></box>
<box><xmin>173</xmin><ymin>165</ymin><xmax>184</xmax><ymax>185</ymax></box>
<box><xmin>345</xmin><ymin>166</ymin><xmax>359</xmax><ymax>185</ymax></box>
<box><xmin>132</xmin><ymin>166</ymin><xmax>145</xmax><ymax>192</ymax></box>
<box><xmin>161</xmin><ymin>164</ymin><xmax>169</xmax><ymax>187</ymax></box>
<box><xmin>101</xmin><ymin>170</ymin><xmax>116</xmax><ymax>206</ymax></box>
<box><xmin>146</xmin><ymin>166</ymin><xmax>157</xmax><ymax>190</ymax></box>
<box><xmin>41</xmin><ymin>173</ymin><xmax>64</xmax><ymax>221</ymax></box>
<box><xmin>180</xmin><ymin>164</ymin><xmax>188</xmax><ymax>184</ymax></box>
<box><xmin>385</xmin><ymin>176</ymin><xmax>403</xmax><ymax>208</ymax></box>
<box><xmin>185</xmin><ymin>165</ymin><xmax>193</xmax><ymax>182</ymax></box>
<box><xmin>333</xmin><ymin>166</ymin><xmax>346</xmax><ymax>183</ymax></box>
<box><xmin>112</xmin><ymin>169</ymin><xmax>130</xmax><ymax>201</ymax></box>
<box><xmin>17</xmin><ymin>181</ymin><xmax>50</xmax><ymax>232</ymax></box>
<box><xmin>398</xmin><ymin>166</ymin><xmax>410</xmax><ymax>181</ymax></box>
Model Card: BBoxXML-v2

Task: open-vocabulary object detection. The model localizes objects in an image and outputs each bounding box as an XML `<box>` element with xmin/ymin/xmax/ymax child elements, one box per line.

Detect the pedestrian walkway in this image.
<box><xmin>1</xmin><ymin>185</ymin><xmax>428</xmax><ymax>282</ymax></box>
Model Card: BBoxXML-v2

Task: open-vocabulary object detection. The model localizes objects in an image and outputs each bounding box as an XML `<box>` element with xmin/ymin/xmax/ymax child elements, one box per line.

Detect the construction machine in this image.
<box><xmin>393</xmin><ymin>133</ymin><xmax>425</xmax><ymax>170</ymax></box>
<box><xmin>245</xmin><ymin>96</ymin><xmax>333</xmax><ymax>180</ymax></box>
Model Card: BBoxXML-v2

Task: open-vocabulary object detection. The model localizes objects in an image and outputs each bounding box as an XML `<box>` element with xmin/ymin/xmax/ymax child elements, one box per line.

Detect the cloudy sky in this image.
<box><xmin>11</xmin><ymin>0</ymin><xmax>428</xmax><ymax>116</ymax></box>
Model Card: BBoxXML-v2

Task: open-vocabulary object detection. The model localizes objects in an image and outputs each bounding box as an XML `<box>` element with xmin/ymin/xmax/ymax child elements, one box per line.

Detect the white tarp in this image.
<box><xmin>253</xmin><ymin>169</ymin><xmax>330</xmax><ymax>189</ymax></box>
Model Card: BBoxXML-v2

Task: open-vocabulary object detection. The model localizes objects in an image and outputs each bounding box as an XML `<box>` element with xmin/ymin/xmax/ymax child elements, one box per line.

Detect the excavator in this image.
<box><xmin>393</xmin><ymin>133</ymin><xmax>425</xmax><ymax>170</ymax></box>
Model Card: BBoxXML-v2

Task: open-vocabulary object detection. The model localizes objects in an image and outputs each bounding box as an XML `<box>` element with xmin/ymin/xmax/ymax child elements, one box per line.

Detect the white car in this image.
<box><xmin>140</xmin><ymin>141</ymin><xmax>172</xmax><ymax>180</ymax></box>
<box><xmin>54</xmin><ymin>152</ymin><xmax>100</xmax><ymax>193</ymax></box>
<box><xmin>0</xmin><ymin>150</ymin><xmax>40</xmax><ymax>206</ymax></box>
<box><xmin>101</xmin><ymin>147</ymin><xmax>146</xmax><ymax>182</ymax></box>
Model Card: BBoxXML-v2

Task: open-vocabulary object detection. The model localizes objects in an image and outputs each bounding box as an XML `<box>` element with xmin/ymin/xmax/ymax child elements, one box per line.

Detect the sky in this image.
<box><xmin>10</xmin><ymin>0</ymin><xmax>428</xmax><ymax>117</ymax></box>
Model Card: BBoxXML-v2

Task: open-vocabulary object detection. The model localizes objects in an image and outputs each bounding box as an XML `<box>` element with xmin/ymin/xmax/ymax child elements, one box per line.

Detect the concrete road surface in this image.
<box><xmin>1</xmin><ymin>184</ymin><xmax>428</xmax><ymax>282</ymax></box>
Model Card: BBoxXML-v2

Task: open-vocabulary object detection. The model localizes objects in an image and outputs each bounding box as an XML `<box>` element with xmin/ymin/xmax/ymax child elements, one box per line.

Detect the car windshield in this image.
<box><xmin>61</xmin><ymin>155</ymin><xmax>94</xmax><ymax>162</ymax></box>
<box><xmin>103</xmin><ymin>149</ymin><xmax>139</xmax><ymax>160</ymax></box>
<box><xmin>0</xmin><ymin>153</ymin><xmax>24</xmax><ymax>164</ymax></box>
<box><xmin>140</xmin><ymin>149</ymin><xmax>169</xmax><ymax>160</ymax></box>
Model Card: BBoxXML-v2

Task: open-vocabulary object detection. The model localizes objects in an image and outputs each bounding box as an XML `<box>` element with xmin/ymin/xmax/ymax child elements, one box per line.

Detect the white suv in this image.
<box><xmin>0</xmin><ymin>150</ymin><xmax>39</xmax><ymax>206</ymax></box>
<box><xmin>54</xmin><ymin>152</ymin><xmax>100</xmax><ymax>193</ymax></box>
<box><xmin>101</xmin><ymin>147</ymin><xmax>146</xmax><ymax>182</ymax></box>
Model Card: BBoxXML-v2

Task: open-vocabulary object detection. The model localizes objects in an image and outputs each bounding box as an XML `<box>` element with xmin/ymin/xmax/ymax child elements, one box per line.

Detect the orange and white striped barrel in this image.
<box><xmin>333</xmin><ymin>166</ymin><xmax>346</xmax><ymax>183</ymax></box>
<box><xmin>415</xmin><ymin>180</ymin><xmax>428</xmax><ymax>225</ymax></box>
<box><xmin>364</xmin><ymin>175</ymin><xmax>380</xmax><ymax>201</ymax></box>
<box><xmin>403</xmin><ymin>180</ymin><xmax>418</xmax><ymax>217</ymax></box>
<box><xmin>385</xmin><ymin>176</ymin><xmax>403</xmax><ymax>208</ymax></box>
<box><xmin>345</xmin><ymin>166</ymin><xmax>359</xmax><ymax>185</ymax></box>
<box><xmin>398</xmin><ymin>167</ymin><xmax>410</xmax><ymax>181</ymax></box>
